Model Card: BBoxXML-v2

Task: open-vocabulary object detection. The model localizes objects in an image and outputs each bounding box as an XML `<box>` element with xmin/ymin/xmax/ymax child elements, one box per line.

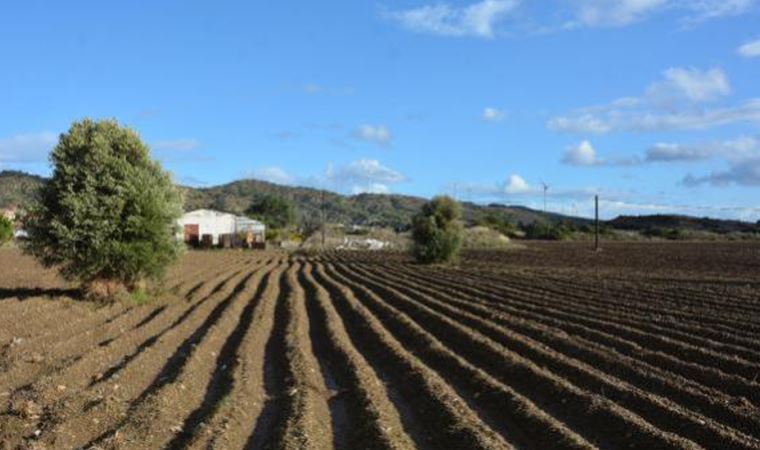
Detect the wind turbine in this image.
<box><xmin>540</xmin><ymin>180</ymin><xmax>550</xmax><ymax>214</ymax></box>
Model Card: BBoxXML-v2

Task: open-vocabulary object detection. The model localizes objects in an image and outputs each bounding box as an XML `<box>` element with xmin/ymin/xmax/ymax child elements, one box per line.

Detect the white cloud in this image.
<box><xmin>683</xmin><ymin>158</ymin><xmax>760</xmax><ymax>187</ymax></box>
<box><xmin>248</xmin><ymin>166</ymin><xmax>296</xmax><ymax>185</ymax></box>
<box><xmin>548</xmin><ymin>67</ymin><xmax>760</xmax><ymax>134</ymax></box>
<box><xmin>646</xmin><ymin>143</ymin><xmax>712</xmax><ymax>162</ymax></box>
<box><xmin>328</xmin><ymin>159</ymin><xmax>405</xmax><ymax>184</ymax></box>
<box><xmin>0</xmin><ymin>131</ymin><xmax>57</xmax><ymax>163</ymax></box>
<box><xmin>682</xmin><ymin>0</ymin><xmax>757</xmax><ymax>24</ymax></box>
<box><xmin>562</xmin><ymin>140</ymin><xmax>603</xmax><ymax>166</ymax></box>
<box><xmin>738</xmin><ymin>38</ymin><xmax>760</xmax><ymax>58</ymax></box>
<box><xmin>573</xmin><ymin>0</ymin><xmax>667</xmax><ymax>27</ymax></box>
<box><xmin>386</xmin><ymin>0</ymin><xmax>756</xmax><ymax>36</ymax></box>
<box><xmin>352</xmin><ymin>183</ymin><xmax>391</xmax><ymax>195</ymax></box>
<box><xmin>483</xmin><ymin>107</ymin><xmax>506</xmax><ymax>122</ymax></box>
<box><xmin>153</xmin><ymin>138</ymin><xmax>201</xmax><ymax>151</ymax></box>
<box><xmin>550</xmin><ymin>99</ymin><xmax>760</xmax><ymax>133</ymax></box>
<box><xmin>549</xmin><ymin>114</ymin><xmax>613</xmax><ymax>134</ymax></box>
<box><xmin>325</xmin><ymin>159</ymin><xmax>406</xmax><ymax>194</ymax></box>
<box><xmin>630</xmin><ymin>136</ymin><xmax>760</xmax><ymax>187</ymax></box>
<box><xmin>353</xmin><ymin>125</ymin><xmax>393</xmax><ymax>146</ymax></box>
<box><xmin>570</xmin><ymin>0</ymin><xmax>757</xmax><ymax>28</ymax></box>
<box><xmin>386</xmin><ymin>0</ymin><xmax>520</xmax><ymax>38</ymax></box>
<box><xmin>646</xmin><ymin>137</ymin><xmax>760</xmax><ymax>162</ymax></box>
<box><xmin>243</xmin><ymin>159</ymin><xmax>405</xmax><ymax>195</ymax></box>
<box><xmin>504</xmin><ymin>174</ymin><xmax>532</xmax><ymax>193</ymax></box>
<box><xmin>648</xmin><ymin>67</ymin><xmax>731</xmax><ymax>103</ymax></box>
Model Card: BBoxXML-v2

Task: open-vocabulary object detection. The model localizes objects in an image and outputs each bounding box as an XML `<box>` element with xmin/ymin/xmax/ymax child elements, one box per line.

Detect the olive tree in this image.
<box><xmin>246</xmin><ymin>194</ymin><xmax>296</xmax><ymax>230</ymax></box>
<box><xmin>24</xmin><ymin>119</ymin><xmax>184</xmax><ymax>298</ymax></box>
<box><xmin>411</xmin><ymin>195</ymin><xmax>463</xmax><ymax>264</ymax></box>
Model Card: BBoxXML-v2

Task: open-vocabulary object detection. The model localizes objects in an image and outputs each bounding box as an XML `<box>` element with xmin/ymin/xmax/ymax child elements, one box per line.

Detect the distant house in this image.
<box><xmin>2</xmin><ymin>206</ymin><xmax>28</xmax><ymax>239</ymax></box>
<box><xmin>2</xmin><ymin>206</ymin><xmax>18</xmax><ymax>221</ymax></box>
<box><xmin>177</xmin><ymin>209</ymin><xmax>266</xmax><ymax>247</ymax></box>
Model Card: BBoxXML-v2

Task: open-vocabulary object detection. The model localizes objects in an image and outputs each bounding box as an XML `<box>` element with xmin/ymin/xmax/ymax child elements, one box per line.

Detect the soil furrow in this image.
<box><xmin>328</xmin><ymin>262</ymin><xmax>706</xmax><ymax>449</ymax></box>
<box><xmin>352</xmin><ymin>262</ymin><xmax>760</xmax><ymax>448</ymax></box>
<box><xmin>366</xmin><ymin>262</ymin><xmax>760</xmax><ymax>440</ymax></box>
<box><xmin>312</xmin><ymin>263</ymin><xmax>521</xmax><ymax>450</ymax></box>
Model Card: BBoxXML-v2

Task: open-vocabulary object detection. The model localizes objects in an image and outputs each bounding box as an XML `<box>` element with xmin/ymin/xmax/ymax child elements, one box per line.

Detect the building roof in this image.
<box><xmin>182</xmin><ymin>209</ymin><xmax>237</xmax><ymax>218</ymax></box>
<box><xmin>181</xmin><ymin>209</ymin><xmax>265</xmax><ymax>227</ymax></box>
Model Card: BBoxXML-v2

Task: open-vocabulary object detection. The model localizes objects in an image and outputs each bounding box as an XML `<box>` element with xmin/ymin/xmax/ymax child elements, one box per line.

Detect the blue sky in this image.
<box><xmin>1</xmin><ymin>1</ymin><xmax>759</xmax><ymax>219</ymax></box>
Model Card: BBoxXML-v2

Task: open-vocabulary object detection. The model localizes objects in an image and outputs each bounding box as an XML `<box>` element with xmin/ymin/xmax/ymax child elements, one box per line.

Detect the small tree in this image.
<box><xmin>24</xmin><ymin>119</ymin><xmax>184</xmax><ymax>299</ymax></box>
<box><xmin>412</xmin><ymin>196</ymin><xmax>463</xmax><ymax>264</ymax></box>
<box><xmin>0</xmin><ymin>216</ymin><xmax>13</xmax><ymax>246</ymax></box>
<box><xmin>246</xmin><ymin>194</ymin><xmax>296</xmax><ymax>230</ymax></box>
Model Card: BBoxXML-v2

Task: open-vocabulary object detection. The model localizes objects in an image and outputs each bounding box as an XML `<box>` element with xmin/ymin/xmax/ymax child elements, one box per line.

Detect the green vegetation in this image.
<box><xmin>23</xmin><ymin>119</ymin><xmax>184</xmax><ymax>300</ymax></box>
<box><xmin>412</xmin><ymin>196</ymin><xmax>463</xmax><ymax>264</ymax></box>
<box><xmin>0</xmin><ymin>171</ymin><xmax>45</xmax><ymax>210</ymax></box>
<box><xmin>0</xmin><ymin>216</ymin><xmax>13</xmax><ymax>246</ymax></box>
<box><xmin>246</xmin><ymin>193</ymin><xmax>296</xmax><ymax>230</ymax></box>
<box><xmin>476</xmin><ymin>210</ymin><xmax>521</xmax><ymax>238</ymax></box>
<box><xmin>5</xmin><ymin>171</ymin><xmax>760</xmax><ymax>242</ymax></box>
<box><xmin>128</xmin><ymin>288</ymin><xmax>152</xmax><ymax>305</ymax></box>
<box><xmin>1</xmin><ymin>171</ymin><xmax>592</xmax><ymax>232</ymax></box>
<box><xmin>462</xmin><ymin>226</ymin><xmax>512</xmax><ymax>249</ymax></box>
<box><xmin>521</xmin><ymin>221</ymin><xmax>574</xmax><ymax>240</ymax></box>
<box><xmin>641</xmin><ymin>227</ymin><xmax>689</xmax><ymax>241</ymax></box>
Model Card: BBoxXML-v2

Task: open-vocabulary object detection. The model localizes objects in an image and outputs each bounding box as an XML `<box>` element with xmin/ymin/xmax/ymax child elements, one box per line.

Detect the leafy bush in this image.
<box><xmin>522</xmin><ymin>222</ymin><xmax>573</xmax><ymax>240</ymax></box>
<box><xmin>642</xmin><ymin>227</ymin><xmax>689</xmax><ymax>240</ymax></box>
<box><xmin>246</xmin><ymin>194</ymin><xmax>296</xmax><ymax>230</ymax></box>
<box><xmin>23</xmin><ymin>119</ymin><xmax>184</xmax><ymax>298</ymax></box>
<box><xmin>0</xmin><ymin>216</ymin><xmax>13</xmax><ymax>245</ymax></box>
<box><xmin>411</xmin><ymin>196</ymin><xmax>463</xmax><ymax>264</ymax></box>
<box><xmin>476</xmin><ymin>211</ymin><xmax>520</xmax><ymax>238</ymax></box>
<box><xmin>462</xmin><ymin>226</ymin><xmax>511</xmax><ymax>249</ymax></box>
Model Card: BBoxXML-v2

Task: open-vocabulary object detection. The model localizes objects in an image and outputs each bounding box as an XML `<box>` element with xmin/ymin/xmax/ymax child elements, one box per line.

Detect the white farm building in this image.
<box><xmin>177</xmin><ymin>209</ymin><xmax>266</xmax><ymax>247</ymax></box>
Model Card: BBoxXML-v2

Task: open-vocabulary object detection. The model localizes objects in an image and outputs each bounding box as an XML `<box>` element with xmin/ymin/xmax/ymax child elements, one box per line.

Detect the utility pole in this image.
<box><xmin>321</xmin><ymin>189</ymin><xmax>326</xmax><ymax>249</ymax></box>
<box><xmin>595</xmin><ymin>195</ymin><xmax>600</xmax><ymax>251</ymax></box>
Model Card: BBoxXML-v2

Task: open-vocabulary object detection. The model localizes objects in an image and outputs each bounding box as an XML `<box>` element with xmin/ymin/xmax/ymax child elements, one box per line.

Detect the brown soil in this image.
<box><xmin>1</xmin><ymin>242</ymin><xmax>760</xmax><ymax>449</ymax></box>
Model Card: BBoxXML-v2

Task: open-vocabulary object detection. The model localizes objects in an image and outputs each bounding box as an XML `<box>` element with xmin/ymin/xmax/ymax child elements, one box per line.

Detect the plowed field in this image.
<box><xmin>1</xmin><ymin>242</ymin><xmax>760</xmax><ymax>449</ymax></box>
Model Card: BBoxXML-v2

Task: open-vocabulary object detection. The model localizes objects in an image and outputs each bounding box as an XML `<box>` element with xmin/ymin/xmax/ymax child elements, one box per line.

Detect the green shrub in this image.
<box><xmin>246</xmin><ymin>194</ymin><xmax>296</xmax><ymax>230</ymax></box>
<box><xmin>476</xmin><ymin>211</ymin><xmax>520</xmax><ymax>238</ymax></box>
<box><xmin>0</xmin><ymin>216</ymin><xmax>13</xmax><ymax>246</ymax></box>
<box><xmin>411</xmin><ymin>196</ymin><xmax>463</xmax><ymax>264</ymax></box>
<box><xmin>522</xmin><ymin>222</ymin><xmax>573</xmax><ymax>240</ymax></box>
<box><xmin>23</xmin><ymin>119</ymin><xmax>184</xmax><ymax>299</ymax></box>
<box><xmin>642</xmin><ymin>227</ymin><xmax>689</xmax><ymax>240</ymax></box>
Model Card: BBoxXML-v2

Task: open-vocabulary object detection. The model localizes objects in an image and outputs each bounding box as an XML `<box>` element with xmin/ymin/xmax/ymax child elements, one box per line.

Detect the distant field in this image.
<box><xmin>1</xmin><ymin>243</ymin><xmax>760</xmax><ymax>449</ymax></box>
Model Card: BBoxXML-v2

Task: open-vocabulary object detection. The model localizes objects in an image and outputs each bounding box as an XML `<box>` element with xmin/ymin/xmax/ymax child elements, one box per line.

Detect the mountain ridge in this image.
<box><xmin>2</xmin><ymin>170</ymin><xmax>758</xmax><ymax>234</ymax></box>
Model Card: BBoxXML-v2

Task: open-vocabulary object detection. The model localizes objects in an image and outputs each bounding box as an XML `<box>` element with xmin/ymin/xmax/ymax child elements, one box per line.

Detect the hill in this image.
<box><xmin>0</xmin><ymin>171</ymin><xmax>46</xmax><ymax>209</ymax></box>
<box><xmin>1</xmin><ymin>170</ymin><xmax>587</xmax><ymax>228</ymax></box>
<box><xmin>2</xmin><ymin>170</ymin><xmax>757</xmax><ymax>235</ymax></box>
<box><xmin>610</xmin><ymin>214</ymin><xmax>760</xmax><ymax>235</ymax></box>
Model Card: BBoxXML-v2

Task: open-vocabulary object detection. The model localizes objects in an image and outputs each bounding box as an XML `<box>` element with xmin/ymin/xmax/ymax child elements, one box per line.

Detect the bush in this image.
<box><xmin>522</xmin><ymin>222</ymin><xmax>573</xmax><ymax>240</ymax></box>
<box><xmin>476</xmin><ymin>211</ymin><xmax>520</xmax><ymax>238</ymax></box>
<box><xmin>23</xmin><ymin>119</ymin><xmax>184</xmax><ymax>299</ymax></box>
<box><xmin>247</xmin><ymin>194</ymin><xmax>296</xmax><ymax>230</ymax></box>
<box><xmin>411</xmin><ymin>196</ymin><xmax>463</xmax><ymax>264</ymax></box>
<box><xmin>642</xmin><ymin>227</ymin><xmax>689</xmax><ymax>240</ymax></box>
<box><xmin>463</xmin><ymin>226</ymin><xmax>511</xmax><ymax>249</ymax></box>
<box><xmin>0</xmin><ymin>216</ymin><xmax>13</xmax><ymax>246</ymax></box>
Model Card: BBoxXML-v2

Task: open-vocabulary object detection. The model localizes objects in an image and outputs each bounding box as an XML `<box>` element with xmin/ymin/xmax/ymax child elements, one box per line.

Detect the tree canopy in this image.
<box><xmin>411</xmin><ymin>195</ymin><xmax>463</xmax><ymax>264</ymax></box>
<box><xmin>246</xmin><ymin>193</ymin><xmax>296</xmax><ymax>230</ymax></box>
<box><xmin>23</xmin><ymin>119</ymin><xmax>184</xmax><ymax>295</ymax></box>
